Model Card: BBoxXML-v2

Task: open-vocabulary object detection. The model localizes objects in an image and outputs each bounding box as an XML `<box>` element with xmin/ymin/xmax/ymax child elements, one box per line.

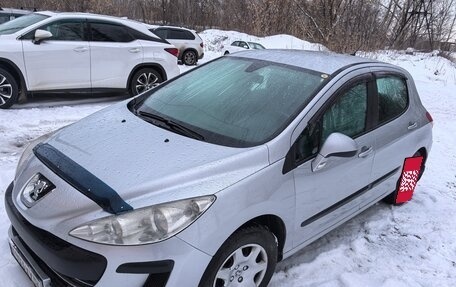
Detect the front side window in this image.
<box><xmin>239</xmin><ymin>41</ymin><xmax>249</xmax><ymax>49</ymax></box>
<box><xmin>231</xmin><ymin>41</ymin><xmax>239</xmax><ymax>46</ymax></box>
<box><xmin>377</xmin><ymin>76</ymin><xmax>408</xmax><ymax>123</ymax></box>
<box><xmin>321</xmin><ymin>82</ymin><xmax>368</xmax><ymax>142</ymax></box>
<box><xmin>90</xmin><ymin>22</ymin><xmax>133</xmax><ymax>42</ymax></box>
<box><xmin>37</xmin><ymin>19</ymin><xmax>85</xmax><ymax>41</ymax></box>
<box><xmin>295</xmin><ymin>81</ymin><xmax>368</xmax><ymax>162</ymax></box>
<box><xmin>136</xmin><ymin>57</ymin><xmax>327</xmax><ymax>147</ymax></box>
<box><xmin>0</xmin><ymin>13</ymin><xmax>48</xmax><ymax>35</ymax></box>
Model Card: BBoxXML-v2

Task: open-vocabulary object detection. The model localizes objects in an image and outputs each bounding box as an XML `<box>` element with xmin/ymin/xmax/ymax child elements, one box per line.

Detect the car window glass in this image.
<box><xmin>249</xmin><ymin>42</ymin><xmax>266</xmax><ymax>49</ymax></box>
<box><xmin>0</xmin><ymin>13</ymin><xmax>48</xmax><ymax>35</ymax></box>
<box><xmin>240</xmin><ymin>42</ymin><xmax>249</xmax><ymax>48</ymax></box>
<box><xmin>90</xmin><ymin>22</ymin><xmax>133</xmax><ymax>42</ymax></box>
<box><xmin>377</xmin><ymin>76</ymin><xmax>408</xmax><ymax>123</ymax></box>
<box><xmin>153</xmin><ymin>28</ymin><xmax>167</xmax><ymax>39</ymax></box>
<box><xmin>232</xmin><ymin>41</ymin><xmax>239</xmax><ymax>46</ymax></box>
<box><xmin>295</xmin><ymin>123</ymin><xmax>321</xmax><ymax>162</ymax></box>
<box><xmin>168</xmin><ymin>29</ymin><xmax>195</xmax><ymax>40</ymax></box>
<box><xmin>38</xmin><ymin>20</ymin><xmax>85</xmax><ymax>41</ymax></box>
<box><xmin>0</xmin><ymin>15</ymin><xmax>9</xmax><ymax>24</ymax></box>
<box><xmin>138</xmin><ymin>57</ymin><xmax>327</xmax><ymax>147</ymax></box>
<box><xmin>321</xmin><ymin>82</ymin><xmax>368</xmax><ymax>143</ymax></box>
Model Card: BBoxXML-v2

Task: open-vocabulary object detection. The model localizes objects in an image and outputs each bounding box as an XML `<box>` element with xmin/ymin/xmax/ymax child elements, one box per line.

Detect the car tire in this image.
<box><xmin>0</xmin><ymin>68</ymin><xmax>19</xmax><ymax>109</ymax></box>
<box><xmin>383</xmin><ymin>150</ymin><xmax>425</xmax><ymax>205</ymax></box>
<box><xmin>182</xmin><ymin>50</ymin><xmax>197</xmax><ymax>66</ymax></box>
<box><xmin>199</xmin><ymin>226</ymin><xmax>278</xmax><ymax>287</ymax></box>
<box><xmin>129</xmin><ymin>68</ymin><xmax>163</xmax><ymax>96</ymax></box>
<box><xmin>224</xmin><ymin>51</ymin><xmax>230</xmax><ymax>55</ymax></box>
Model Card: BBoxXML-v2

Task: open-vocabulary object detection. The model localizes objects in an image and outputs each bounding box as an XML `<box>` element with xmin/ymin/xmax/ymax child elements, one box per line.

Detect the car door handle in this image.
<box><xmin>73</xmin><ymin>46</ymin><xmax>88</xmax><ymax>53</ymax></box>
<box><xmin>129</xmin><ymin>48</ymin><xmax>141</xmax><ymax>53</ymax></box>
<box><xmin>358</xmin><ymin>146</ymin><xmax>373</xmax><ymax>158</ymax></box>
<box><xmin>408</xmin><ymin>122</ymin><xmax>418</xmax><ymax>130</ymax></box>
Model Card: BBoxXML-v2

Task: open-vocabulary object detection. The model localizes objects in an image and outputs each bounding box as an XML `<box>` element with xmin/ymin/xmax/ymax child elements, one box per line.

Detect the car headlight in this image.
<box><xmin>15</xmin><ymin>132</ymin><xmax>54</xmax><ymax>177</ymax></box>
<box><xmin>69</xmin><ymin>196</ymin><xmax>215</xmax><ymax>245</ymax></box>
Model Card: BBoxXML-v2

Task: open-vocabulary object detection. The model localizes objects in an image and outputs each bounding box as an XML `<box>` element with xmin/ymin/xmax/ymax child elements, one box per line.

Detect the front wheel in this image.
<box><xmin>0</xmin><ymin>68</ymin><xmax>19</xmax><ymax>109</ymax></box>
<box><xmin>129</xmin><ymin>68</ymin><xmax>163</xmax><ymax>96</ymax></box>
<box><xmin>199</xmin><ymin>226</ymin><xmax>277</xmax><ymax>287</ymax></box>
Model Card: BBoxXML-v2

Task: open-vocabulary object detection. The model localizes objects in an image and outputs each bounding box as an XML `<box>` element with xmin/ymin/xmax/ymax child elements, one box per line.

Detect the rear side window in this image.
<box><xmin>90</xmin><ymin>22</ymin><xmax>134</xmax><ymax>42</ymax></box>
<box><xmin>153</xmin><ymin>28</ymin><xmax>167</xmax><ymax>39</ymax></box>
<box><xmin>168</xmin><ymin>29</ymin><xmax>195</xmax><ymax>40</ymax></box>
<box><xmin>377</xmin><ymin>76</ymin><xmax>408</xmax><ymax>123</ymax></box>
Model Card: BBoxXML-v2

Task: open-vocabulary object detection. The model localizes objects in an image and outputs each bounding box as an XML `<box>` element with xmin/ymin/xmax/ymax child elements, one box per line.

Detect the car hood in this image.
<box><xmin>44</xmin><ymin>102</ymin><xmax>270</xmax><ymax>209</ymax></box>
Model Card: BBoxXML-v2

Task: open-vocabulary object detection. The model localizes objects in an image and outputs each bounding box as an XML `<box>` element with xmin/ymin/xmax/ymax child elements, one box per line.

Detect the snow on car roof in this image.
<box><xmin>231</xmin><ymin>49</ymin><xmax>381</xmax><ymax>74</ymax></box>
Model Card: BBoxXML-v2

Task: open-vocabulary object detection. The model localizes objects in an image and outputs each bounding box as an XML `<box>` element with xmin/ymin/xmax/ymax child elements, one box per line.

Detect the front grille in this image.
<box><xmin>5</xmin><ymin>182</ymin><xmax>107</xmax><ymax>285</ymax></box>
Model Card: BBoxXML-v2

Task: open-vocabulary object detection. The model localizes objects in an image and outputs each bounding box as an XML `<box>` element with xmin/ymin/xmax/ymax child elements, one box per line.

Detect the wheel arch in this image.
<box><xmin>127</xmin><ymin>63</ymin><xmax>167</xmax><ymax>90</ymax></box>
<box><xmin>0</xmin><ymin>57</ymin><xmax>27</xmax><ymax>93</ymax></box>
<box><xmin>234</xmin><ymin>214</ymin><xmax>287</xmax><ymax>262</ymax></box>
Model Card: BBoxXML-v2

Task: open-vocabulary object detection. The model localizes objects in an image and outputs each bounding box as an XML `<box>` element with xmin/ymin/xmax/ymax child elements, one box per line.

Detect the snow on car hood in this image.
<box><xmin>45</xmin><ymin>102</ymin><xmax>270</xmax><ymax>209</ymax></box>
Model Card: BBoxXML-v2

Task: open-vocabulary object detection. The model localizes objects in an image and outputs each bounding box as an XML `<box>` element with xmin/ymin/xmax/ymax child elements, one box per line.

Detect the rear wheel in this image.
<box><xmin>129</xmin><ymin>68</ymin><xmax>162</xmax><ymax>96</ymax></box>
<box><xmin>199</xmin><ymin>226</ymin><xmax>277</xmax><ymax>287</ymax></box>
<box><xmin>0</xmin><ymin>68</ymin><xmax>19</xmax><ymax>109</ymax></box>
<box><xmin>182</xmin><ymin>50</ymin><xmax>197</xmax><ymax>66</ymax></box>
<box><xmin>224</xmin><ymin>51</ymin><xmax>230</xmax><ymax>55</ymax></box>
<box><xmin>383</xmin><ymin>150</ymin><xmax>425</xmax><ymax>205</ymax></box>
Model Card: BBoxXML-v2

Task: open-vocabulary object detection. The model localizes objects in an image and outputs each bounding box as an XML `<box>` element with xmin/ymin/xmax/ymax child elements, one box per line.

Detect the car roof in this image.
<box><xmin>30</xmin><ymin>11</ymin><xmax>163</xmax><ymax>41</ymax></box>
<box><xmin>230</xmin><ymin>49</ymin><xmax>382</xmax><ymax>75</ymax></box>
<box><xmin>154</xmin><ymin>25</ymin><xmax>197</xmax><ymax>33</ymax></box>
<box><xmin>0</xmin><ymin>7</ymin><xmax>32</xmax><ymax>15</ymax></box>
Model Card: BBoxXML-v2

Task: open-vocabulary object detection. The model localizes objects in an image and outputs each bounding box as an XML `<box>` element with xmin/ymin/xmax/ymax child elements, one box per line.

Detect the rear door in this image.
<box><xmin>359</xmin><ymin>71</ymin><xmax>415</xmax><ymax>205</ymax></box>
<box><xmin>22</xmin><ymin>18</ymin><xmax>90</xmax><ymax>91</ymax></box>
<box><xmin>290</xmin><ymin>73</ymin><xmax>376</xmax><ymax>246</ymax></box>
<box><xmin>88</xmin><ymin>20</ymin><xmax>143</xmax><ymax>89</ymax></box>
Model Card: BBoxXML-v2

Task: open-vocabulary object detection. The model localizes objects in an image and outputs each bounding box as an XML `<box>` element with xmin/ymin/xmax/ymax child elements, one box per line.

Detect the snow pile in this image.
<box><xmin>0</xmin><ymin>30</ymin><xmax>455</xmax><ymax>286</ymax></box>
<box><xmin>199</xmin><ymin>29</ymin><xmax>327</xmax><ymax>56</ymax></box>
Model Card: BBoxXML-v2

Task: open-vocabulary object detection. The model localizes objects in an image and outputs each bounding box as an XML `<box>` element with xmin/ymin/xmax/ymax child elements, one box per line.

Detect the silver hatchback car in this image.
<box><xmin>6</xmin><ymin>50</ymin><xmax>432</xmax><ymax>287</ymax></box>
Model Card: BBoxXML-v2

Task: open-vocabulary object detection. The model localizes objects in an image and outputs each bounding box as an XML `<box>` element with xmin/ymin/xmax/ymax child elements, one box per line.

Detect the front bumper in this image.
<box><xmin>5</xmin><ymin>182</ymin><xmax>212</xmax><ymax>287</ymax></box>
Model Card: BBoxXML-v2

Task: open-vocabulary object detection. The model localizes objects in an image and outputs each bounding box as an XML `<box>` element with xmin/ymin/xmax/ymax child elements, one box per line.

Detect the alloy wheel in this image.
<box><xmin>135</xmin><ymin>72</ymin><xmax>159</xmax><ymax>94</ymax></box>
<box><xmin>213</xmin><ymin>244</ymin><xmax>268</xmax><ymax>287</ymax></box>
<box><xmin>0</xmin><ymin>74</ymin><xmax>13</xmax><ymax>106</ymax></box>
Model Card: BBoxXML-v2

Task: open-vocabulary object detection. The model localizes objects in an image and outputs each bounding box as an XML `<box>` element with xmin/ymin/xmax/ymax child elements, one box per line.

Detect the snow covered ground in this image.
<box><xmin>0</xmin><ymin>30</ymin><xmax>455</xmax><ymax>286</ymax></box>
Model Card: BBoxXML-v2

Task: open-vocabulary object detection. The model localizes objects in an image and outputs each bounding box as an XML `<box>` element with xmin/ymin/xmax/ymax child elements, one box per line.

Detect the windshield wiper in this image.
<box><xmin>137</xmin><ymin>111</ymin><xmax>205</xmax><ymax>141</ymax></box>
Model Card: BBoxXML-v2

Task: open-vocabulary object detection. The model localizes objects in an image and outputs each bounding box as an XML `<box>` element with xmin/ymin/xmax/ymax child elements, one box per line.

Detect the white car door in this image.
<box><xmin>22</xmin><ymin>18</ymin><xmax>90</xmax><ymax>91</ymax></box>
<box><xmin>88</xmin><ymin>20</ymin><xmax>143</xmax><ymax>89</ymax></box>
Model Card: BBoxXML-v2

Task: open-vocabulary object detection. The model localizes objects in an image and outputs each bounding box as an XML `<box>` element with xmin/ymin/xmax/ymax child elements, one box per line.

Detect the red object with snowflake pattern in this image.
<box><xmin>395</xmin><ymin>156</ymin><xmax>424</xmax><ymax>204</ymax></box>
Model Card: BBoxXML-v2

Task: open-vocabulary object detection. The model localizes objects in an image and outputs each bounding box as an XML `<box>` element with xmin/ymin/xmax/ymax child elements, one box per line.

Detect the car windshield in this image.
<box><xmin>136</xmin><ymin>57</ymin><xmax>327</xmax><ymax>147</ymax></box>
<box><xmin>0</xmin><ymin>13</ymin><xmax>48</xmax><ymax>35</ymax></box>
<box><xmin>249</xmin><ymin>42</ymin><xmax>266</xmax><ymax>49</ymax></box>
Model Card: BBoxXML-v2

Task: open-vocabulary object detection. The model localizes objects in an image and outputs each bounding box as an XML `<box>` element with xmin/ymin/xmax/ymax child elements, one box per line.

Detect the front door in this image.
<box><xmin>291</xmin><ymin>75</ymin><xmax>376</xmax><ymax>247</ymax></box>
<box><xmin>22</xmin><ymin>18</ymin><xmax>90</xmax><ymax>91</ymax></box>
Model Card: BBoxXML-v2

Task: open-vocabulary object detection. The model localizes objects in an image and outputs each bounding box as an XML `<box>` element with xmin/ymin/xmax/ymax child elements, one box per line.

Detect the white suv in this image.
<box><xmin>0</xmin><ymin>11</ymin><xmax>180</xmax><ymax>109</ymax></box>
<box><xmin>150</xmin><ymin>26</ymin><xmax>204</xmax><ymax>66</ymax></box>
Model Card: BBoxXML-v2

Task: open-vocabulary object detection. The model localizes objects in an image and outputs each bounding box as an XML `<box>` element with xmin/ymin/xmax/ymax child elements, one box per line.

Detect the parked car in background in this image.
<box><xmin>149</xmin><ymin>25</ymin><xmax>204</xmax><ymax>66</ymax></box>
<box><xmin>223</xmin><ymin>40</ymin><xmax>266</xmax><ymax>54</ymax></box>
<box><xmin>6</xmin><ymin>50</ymin><xmax>432</xmax><ymax>287</ymax></box>
<box><xmin>0</xmin><ymin>7</ymin><xmax>31</xmax><ymax>24</ymax></box>
<box><xmin>0</xmin><ymin>11</ymin><xmax>180</xmax><ymax>109</ymax></box>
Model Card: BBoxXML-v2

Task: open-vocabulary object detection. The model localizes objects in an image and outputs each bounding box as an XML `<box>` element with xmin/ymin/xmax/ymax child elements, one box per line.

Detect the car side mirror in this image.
<box><xmin>311</xmin><ymin>132</ymin><xmax>358</xmax><ymax>172</ymax></box>
<box><xmin>33</xmin><ymin>29</ymin><xmax>53</xmax><ymax>44</ymax></box>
